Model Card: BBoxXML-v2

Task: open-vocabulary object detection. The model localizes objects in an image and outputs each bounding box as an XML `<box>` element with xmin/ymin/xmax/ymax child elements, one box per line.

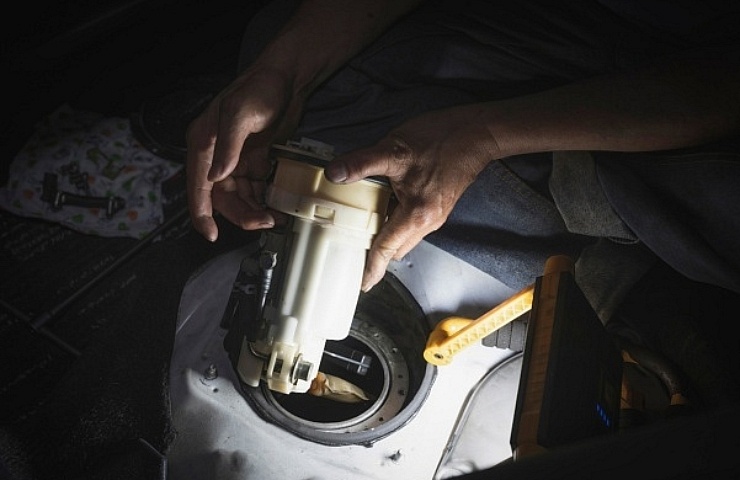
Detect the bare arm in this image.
<box><xmin>487</xmin><ymin>46</ymin><xmax>740</xmax><ymax>158</ymax></box>
<box><xmin>325</xmin><ymin>44</ymin><xmax>740</xmax><ymax>290</ymax></box>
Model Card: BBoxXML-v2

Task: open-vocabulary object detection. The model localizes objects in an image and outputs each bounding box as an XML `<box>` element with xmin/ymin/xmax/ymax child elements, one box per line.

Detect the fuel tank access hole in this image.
<box><xmin>241</xmin><ymin>272</ymin><xmax>437</xmax><ymax>446</ymax></box>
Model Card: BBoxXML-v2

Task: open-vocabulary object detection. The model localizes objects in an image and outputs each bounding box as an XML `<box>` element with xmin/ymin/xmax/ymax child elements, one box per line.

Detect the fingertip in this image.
<box><xmin>360</xmin><ymin>268</ymin><xmax>382</xmax><ymax>293</ymax></box>
<box><xmin>272</xmin><ymin>211</ymin><xmax>289</xmax><ymax>227</ymax></box>
<box><xmin>192</xmin><ymin>215</ymin><xmax>219</xmax><ymax>242</ymax></box>
<box><xmin>206</xmin><ymin>166</ymin><xmax>224</xmax><ymax>182</ymax></box>
<box><xmin>324</xmin><ymin>162</ymin><xmax>348</xmax><ymax>183</ymax></box>
<box><xmin>201</xmin><ymin>226</ymin><xmax>218</xmax><ymax>242</ymax></box>
<box><xmin>254</xmin><ymin>210</ymin><xmax>279</xmax><ymax>229</ymax></box>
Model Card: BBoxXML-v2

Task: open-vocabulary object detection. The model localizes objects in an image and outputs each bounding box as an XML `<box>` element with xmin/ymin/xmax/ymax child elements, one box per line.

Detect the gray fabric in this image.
<box><xmin>550</xmin><ymin>151</ymin><xmax>637</xmax><ymax>243</ymax></box>
<box><xmin>575</xmin><ymin>239</ymin><xmax>657</xmax><ymax>323</ymax></box>
<box><xmin>428</xmin><ymin>155</ymin><xmax>594</xmax><ymax>291</ymax></box>
<box><xmin>551</xmin><ymin>151</ymin><xmax>651</xmax><ymax>322</ymax></box>
<box><xmin>596</xmin><ymin>148</ymin><xmax>740</xmax><ymax>294</ymax></box>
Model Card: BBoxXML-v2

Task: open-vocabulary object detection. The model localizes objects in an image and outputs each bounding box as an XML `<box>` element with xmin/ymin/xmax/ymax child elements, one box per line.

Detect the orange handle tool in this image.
<box><xmin>423</xmin><ymin>255</ymin><xmax>573</xmax><ymax>366</ymax></box>
<box><xmin>423</xmin><ymin>284</ymin><xmax>535</xmax><ymax>366</ymax></box>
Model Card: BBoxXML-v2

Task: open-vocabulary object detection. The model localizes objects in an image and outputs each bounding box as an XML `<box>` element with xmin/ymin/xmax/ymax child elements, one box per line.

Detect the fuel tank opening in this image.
<box><xmin>239</xmin><ymin>272</ymin><xmax>437</xmax><ymax>446</ymax></box>
<box><xmin>282</xmin><ymin>335</ymin><xmax>385</xmax><ymax>420</ymax></box>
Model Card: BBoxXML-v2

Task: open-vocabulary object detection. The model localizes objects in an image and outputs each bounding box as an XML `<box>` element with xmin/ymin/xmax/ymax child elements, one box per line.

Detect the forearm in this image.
<box><xmin>486</xmin><ymin>46</ymin><xmax>740</xmax><ymax>158</ymax></box>
<box><xmin>253</xmin><ymin>0</ymin><xmax>424</xmax><ymax>97</ymax></box>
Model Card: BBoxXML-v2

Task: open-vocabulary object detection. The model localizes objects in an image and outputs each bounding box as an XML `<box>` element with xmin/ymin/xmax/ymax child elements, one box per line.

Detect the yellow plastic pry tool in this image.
<box><xmin>423</xmin><ymin>255</ymin><xmax>574</xmax><ymax>366</ymax></box>
<box><xmin>423</xmin><ymin>284</ymin><xmax>535</xmax><ymax>366</ymax></box>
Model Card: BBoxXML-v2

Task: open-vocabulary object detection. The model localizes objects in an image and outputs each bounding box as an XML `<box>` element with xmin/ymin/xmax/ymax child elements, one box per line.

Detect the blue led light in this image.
<box><xmin>596</xmin><ymin>402</ymin><xmax>612</xmax><ymax>427</ymax></box>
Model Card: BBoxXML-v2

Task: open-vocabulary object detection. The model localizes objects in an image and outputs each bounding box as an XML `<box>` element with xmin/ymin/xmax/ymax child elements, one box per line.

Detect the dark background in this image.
<box><xmin>2</xmin><ymin>0</ymin><xmax>265</xmax><ymax>167</ymax></box>
<box><xmin>2</xmin><ymin>1</ymin><xmax>740</xmax><ymax>479</ymax></box>
<box><xmin>1</xmin><ymin>2</ymin><xmax>267</xmax><ymax>479</ymax></box>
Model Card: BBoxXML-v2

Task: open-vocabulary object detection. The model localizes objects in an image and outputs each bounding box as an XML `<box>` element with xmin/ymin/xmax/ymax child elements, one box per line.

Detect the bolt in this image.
<box><xmin>204</xmin><ymin>364</ymin><xmax>218</xmax><ymax>380</ymax></box>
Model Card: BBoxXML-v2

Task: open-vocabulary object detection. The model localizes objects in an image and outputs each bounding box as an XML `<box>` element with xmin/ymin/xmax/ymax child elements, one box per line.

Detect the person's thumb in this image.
<box><xmin>325</xmin><ymin>141</ymin><xmax>405</xmax><ymax>184</ymax></box>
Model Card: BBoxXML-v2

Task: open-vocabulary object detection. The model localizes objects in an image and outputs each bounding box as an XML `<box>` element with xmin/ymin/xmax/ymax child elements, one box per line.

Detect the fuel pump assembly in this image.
<box><xmin>221</xmin><ymin>139</ymin><xmax>393</xmax><ymax>395</ymax></box>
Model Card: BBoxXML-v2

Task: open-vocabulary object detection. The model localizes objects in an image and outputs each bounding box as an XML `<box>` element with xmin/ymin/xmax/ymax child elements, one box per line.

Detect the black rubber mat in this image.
<box><xmin>0</xmin><ymin>169</ymin><xmax>257</xmax><ymax>479</ymax></box>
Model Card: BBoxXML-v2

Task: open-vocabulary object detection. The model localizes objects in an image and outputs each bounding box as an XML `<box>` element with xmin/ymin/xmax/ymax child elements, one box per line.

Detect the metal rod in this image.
<box><xmin>1</xmin><ymin>206</ymin><xmax>190</xmax><ymax>356</ymax></box>
<box><xmin>323</xmin><ymin>343</ymin><xmax>372</xmax><ymax>375</ymax></box>
<box><xmin>31</xmin><ymin>206</ymin><xmax>190</xmax><ymax>331</ymax></box>
<box><xmin>0</xmin><ymin>298</ymin><xmax>81</xmax><ymax>357</ymax></box>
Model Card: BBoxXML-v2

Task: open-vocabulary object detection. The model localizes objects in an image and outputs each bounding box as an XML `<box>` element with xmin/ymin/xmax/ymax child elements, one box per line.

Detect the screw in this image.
<box><xmin>388</xmin><ymin>450</ymin><xmax>402</xmax><ymax>463</ymax></box>
<box><xmin>204</xmin><ymin>364</ymin><xmax>218</xmax><ymax>380</ymax></box>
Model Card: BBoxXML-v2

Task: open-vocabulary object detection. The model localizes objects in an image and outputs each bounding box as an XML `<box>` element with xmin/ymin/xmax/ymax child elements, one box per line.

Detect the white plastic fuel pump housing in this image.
<box><xmin>233</xmin><ymin>140</ymin><xmax>392</xmax><ymax>394</ymax></box>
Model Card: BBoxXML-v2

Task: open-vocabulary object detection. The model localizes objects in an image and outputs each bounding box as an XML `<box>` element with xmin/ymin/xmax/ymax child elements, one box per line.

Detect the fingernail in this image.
<box><xmin>361</xmin><ymin>275</ymin><xmax>375</xmax><ymax>293</ymax></box>
<box><xmin>207</xmin><ymin>166</ymin><xmax>223</xmax><ymax>182</ymax></box>
<box><xmin>196</xmin><ymin>219</ymin><xmax>218</xmax><ymax>242</ymax></box>
<box><xmin>325</xmin><ymin>163</ymin><xmax>347</xmax><ymax>183</ymax></box>
<box><xmin>258</xmin><ymin>212</ymin><xmax>276</xmax><ymax>228</ymax></box>
<box><xmin>264</xmin><ymin>211</ymin><xmax>288</xmax><ymax>228</ymax></box>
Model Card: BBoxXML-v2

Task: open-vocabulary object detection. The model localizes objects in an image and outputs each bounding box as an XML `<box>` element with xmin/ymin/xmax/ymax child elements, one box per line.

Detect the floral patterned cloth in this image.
<box><xmin>0</xmin><ymin>104</ymin><xmax>182</xmax><ymax>239</ymax></box>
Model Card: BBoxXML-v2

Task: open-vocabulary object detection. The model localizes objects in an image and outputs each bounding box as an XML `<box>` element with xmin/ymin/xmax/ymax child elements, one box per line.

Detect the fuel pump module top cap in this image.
<box><xmin>269</xmin><ymin>141</ymin><xmax>390</xmax><ymax>187</ymax></box>
<box><xmin>268</xmin><ymin>142</ymin><xmax>392</xmax><ymax>234</ymax></box>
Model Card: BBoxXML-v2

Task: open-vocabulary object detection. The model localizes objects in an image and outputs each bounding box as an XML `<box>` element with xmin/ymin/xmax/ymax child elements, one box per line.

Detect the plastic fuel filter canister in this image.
<box><xmin>256</xmin><ymin>144</ymin><xmax>392</xmax><ymax>394</ymax></box>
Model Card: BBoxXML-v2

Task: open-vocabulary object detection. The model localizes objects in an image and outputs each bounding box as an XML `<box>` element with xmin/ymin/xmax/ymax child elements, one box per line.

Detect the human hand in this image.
<box><xmin>186</xmin><ymin>66</ymin><xmax>305</xmax><ymax>241</ymax></box>
<box><xmin>324</xmin><ymin>105</ymin><xmax>500</xmax><ymax>291</ymax></box>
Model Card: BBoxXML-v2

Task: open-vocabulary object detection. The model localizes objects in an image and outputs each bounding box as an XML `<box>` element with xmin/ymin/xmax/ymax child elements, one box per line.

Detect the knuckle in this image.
<box><xmin>406</xmin><ymin>201</ymin><xmax>448</xmax><ymax>232</ymax></box>
<box><xmin>186</xmin><ymin>115</ymin><xmax>216</xmax><ymax>150</ymax></box>
<box><xmin>375</xmin><ymin>243</ymin><xmax>398</xmax><ymax>261</ymax></box>
<box><xmin>221</xmin><ymin>93</ymin><xmax>272</xmax><ymax>133</ymax></box>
